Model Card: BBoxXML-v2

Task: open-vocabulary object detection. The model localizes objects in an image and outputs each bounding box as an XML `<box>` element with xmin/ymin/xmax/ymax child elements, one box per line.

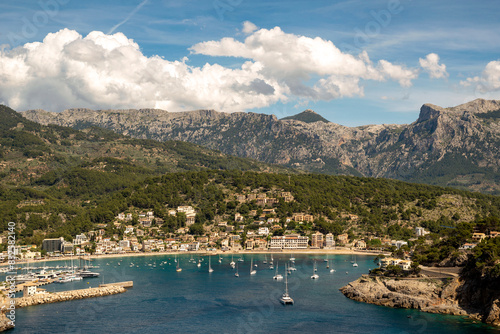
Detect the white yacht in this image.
<box><xmin>273</xmin><ymin>261</ymin><xmax>283</xmax><ymax>280</ymax></box>
<box><xmin>311</xmin><ymin>262</ymin><xmax>319</xmax><ymax>279</ymax></box>
<box><xmin>280</xmin><ymin>264</ymin><xmax>294</xmax><ymax>305</ymax></box>
<box><xmin>250</xmin><ymin>258</ymin><xmax>257</xmax><ymax>275</ymax></box>
<box><xmin>208</xmin><ymin>256</ymin><xmax>214</xmax><ymax>273</ymax></box>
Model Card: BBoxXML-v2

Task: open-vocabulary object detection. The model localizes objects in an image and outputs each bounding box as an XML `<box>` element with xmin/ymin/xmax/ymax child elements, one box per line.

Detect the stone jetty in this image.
<box><xmin>15</xmin><ymin>285</ymin><xmax>127</xmax><ymax>308</ymax></box>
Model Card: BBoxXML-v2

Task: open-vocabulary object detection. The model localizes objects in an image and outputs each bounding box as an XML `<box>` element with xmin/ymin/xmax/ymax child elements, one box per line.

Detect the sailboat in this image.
<box><xmin>326</xmin><ymin>259</ymin><xmax>330</xmax><ymax>269</ymax></box>
<box><xmin>250</xmin><ymin>258</ymin><xmax>257</xmax><ymax>275</ymax></box>
<box><xmin>273</xmin><ymin>261</ymin><xmax>283</xmax><ymax>280</ymax></box>
<box><xmin>290</xmin><ymin>254</ymin><xmax>295</xmax><ymax>262</ymax></box>
<box><xmin>235</xmin><ymin>263</ymin><xmax>239</xmax><ymax>277</ymax></box>
<box><xmin>280</xmin><ymin>264</ymin><xmax>294</xmax><ymax>305</ymax></box>
<box><xmin>352</xmin><ymin>255</ymin><xmax>358</xmax><ymax>267</ymax></box>
<box><xmin>311</xmin><ymin>262</ymin><xmax>319</xmax><ymax>279</ymax></box>
<box><xmin>270</xmin><ymin>254</ymin><xmax>274</xmax><ymax>265</ymax></box>
<box><xmin>208</xmin><ymin>256</ymin><xmax>214</xmax><ymax>273</ymax></box>
<box><xmin>176</xmin><ymin>258</ymin><xmax>182</xmax><ymax>272</ymax></box>
<box><xmin>263</xmin><ymin>255</ymin><xmax>267</xmax><ymax>264</ymax></box>
<box><xmin>218</xmin><ymin>255</ymin><xmax>222</xmax><ymax>264</ymax></box>
<box><xmin>230</xmin><ymin>254</ymin><xmax>235</xmax><ymax>268</ymax></box>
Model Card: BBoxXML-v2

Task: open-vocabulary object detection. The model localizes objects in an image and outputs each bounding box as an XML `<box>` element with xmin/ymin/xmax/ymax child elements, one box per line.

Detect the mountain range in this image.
<box><xmin>21</xmin><ymin>99</ymin><xmax>500</xmax><ymax>194</ymax></box>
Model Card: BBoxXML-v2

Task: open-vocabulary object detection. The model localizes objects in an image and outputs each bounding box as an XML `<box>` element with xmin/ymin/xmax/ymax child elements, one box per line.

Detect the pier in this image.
<box><xmin>14</xmin><ymin>281</ymin><xmax>133</xmax><ymax>308</ymax></box>
<box><xmin>99</xmin><ymin>281</ymin><xmax>133</xmax><ymax>288</ymax></box>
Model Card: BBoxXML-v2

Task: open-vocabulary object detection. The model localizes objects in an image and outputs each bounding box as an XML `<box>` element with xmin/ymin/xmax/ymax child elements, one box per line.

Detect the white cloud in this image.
<box><xmin>191</xmin><ymin>26</ymin><xmax>419</xmax><ymax>100</ymax></box>
<box><xmin>0</xmin><ymin>29</ymin><xmax>285</xmax><ymax>112</ymax></box>
<box><xmin>377</xmin><ymin>60</ymin><xmax>419</xmax><ymax>87</ymax></box>
<box><xmin>0</xmin><ymin>26</ymin><xmax>424</xmax><ymax>113</ymax></box>
<box><xmin>242</xmin><ymin>21</ymin><xmax>258</xmax><ymax>34</ymax></box>
<box><xmin>419</xmin><ymin>53</ymin><xmax>448</xmax><ymax>79</ymax></box>
<box><xmin>461</xmin><ymin>60</ymin><xmax>500</xmax><ymax>93</ymax></box>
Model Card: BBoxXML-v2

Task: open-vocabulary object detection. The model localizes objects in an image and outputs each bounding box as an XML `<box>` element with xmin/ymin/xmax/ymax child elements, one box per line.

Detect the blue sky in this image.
<box><xmin>0</xmin><ymin>0</ymin><xmax>499</xmax><ymax>126</ymax></box>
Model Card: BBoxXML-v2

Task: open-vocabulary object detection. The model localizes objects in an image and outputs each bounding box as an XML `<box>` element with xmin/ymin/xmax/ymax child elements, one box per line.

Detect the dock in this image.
<box><xmin>99</xmin><ymin>281</ymin><xmax>133</xmax><ymax>288</ymax></box>
<box><xmin>14</xmin><ymin>279</ymin><xmax>56</xmax><ymax>293</ymax></box>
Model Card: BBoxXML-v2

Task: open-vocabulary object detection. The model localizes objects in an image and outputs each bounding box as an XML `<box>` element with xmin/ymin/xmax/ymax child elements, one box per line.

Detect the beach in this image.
<box><xmin>2</xmin><ymin>248</ymin><xmax>387</xmax><ymax>267</ymax></box>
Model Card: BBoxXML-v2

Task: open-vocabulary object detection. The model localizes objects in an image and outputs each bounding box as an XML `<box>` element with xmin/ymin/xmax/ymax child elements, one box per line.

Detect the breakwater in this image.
<box><xmin>15</xmin><ymin>284</ymin><xmax>127</xmax><ymax>308</ymax></box>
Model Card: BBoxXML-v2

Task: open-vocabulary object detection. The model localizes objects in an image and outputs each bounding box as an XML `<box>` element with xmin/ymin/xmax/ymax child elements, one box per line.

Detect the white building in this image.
<box><xmin>177</xmin><ymin>206</ymin><xmax>195</xmax><ymax>215</ymax></box>
<box><xmin>324</xmin><ymin>233</ymin><xmax>335</xmax><ymax>248</ymax></box>
<box><xmin>392</xmin><ymin>240</ymin><xmax>408</xmax><ymax>249</ymax></box>
<box><xmin>268</xmin><ymin>234</ymin><xmax>309</xmax><ymax>250</ymax></box>
<box><xmin>415</xmin><ymin>227</ymin><xmax>430</xmax><ymax>237</ymax></box>
<box><xmin>258</xmin><ymin>227</ymin><xmax>270</xmax><ymax>236</ymax></box>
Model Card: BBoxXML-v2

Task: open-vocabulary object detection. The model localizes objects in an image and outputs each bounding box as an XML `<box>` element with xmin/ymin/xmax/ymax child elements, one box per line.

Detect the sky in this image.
<box><xmin>0</xmin><ymin>0</ymin><xmax>499</xmax><ymax>126</ymax></box>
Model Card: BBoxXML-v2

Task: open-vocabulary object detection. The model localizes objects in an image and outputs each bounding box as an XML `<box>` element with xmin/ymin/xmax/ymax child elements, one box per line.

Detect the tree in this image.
<box><xmin>189</xmin><ymin>223</ymin><xmax>204</xmax><ymax>236</ymax></box>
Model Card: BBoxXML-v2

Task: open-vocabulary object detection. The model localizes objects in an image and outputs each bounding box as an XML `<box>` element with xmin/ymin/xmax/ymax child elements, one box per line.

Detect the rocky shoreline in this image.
<box><xmin>340</xmin><ymin>275</ymin><xmax>500</xmax><ymax>327</ymax></box>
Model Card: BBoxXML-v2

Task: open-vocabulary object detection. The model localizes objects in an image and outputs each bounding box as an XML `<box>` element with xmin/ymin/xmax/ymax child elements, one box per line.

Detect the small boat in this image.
<box><xmin>235</xmin><ymin>263</ymin><xmax>239</xmax><ymax>277</ymax></box>
<box><xmin>280</xmin><ymin>264</ymin><xmax>294</xmax><ymax>305</ymax></box>
<box><xmin>250</xmin><ymin>258</ymin><xmax>257</xmax><ymax>275</ymax></box>
<box><xmin>238</xmin><ymin>257</ymin><xmax>244</xmax><ymax>262</ymax></box>
<box><xmin>77</xmin><ymin>270</ymin><xmax>100</xmax><ymax>278</ymax></box>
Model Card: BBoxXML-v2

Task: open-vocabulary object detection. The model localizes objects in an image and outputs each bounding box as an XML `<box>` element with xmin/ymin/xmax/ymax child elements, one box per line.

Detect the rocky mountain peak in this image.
<box><xmin>418</xmin><ymin>99</ymin><xmax>500</xmax><ymax>123</ymax></box>
<box><xmin>281</xmin><ymin>109</ymin><xmax>330</xmax><ymax>123</ymax></box>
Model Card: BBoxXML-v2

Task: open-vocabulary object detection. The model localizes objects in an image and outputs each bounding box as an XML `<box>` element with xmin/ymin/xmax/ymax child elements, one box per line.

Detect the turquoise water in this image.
<box><xmin>12</xmin><ymin>254</ymin><xmax>499</xmax><ymax>333</ymax></box>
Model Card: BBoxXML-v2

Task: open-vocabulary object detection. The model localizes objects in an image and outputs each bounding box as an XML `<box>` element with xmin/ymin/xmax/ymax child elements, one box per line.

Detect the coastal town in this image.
<box><xmin>3</xmin><ymin>190</ymin><xmax>496</xmax><ymax>271</ymax></box>
<box><xmin>4</xmin><ymin>191</ymin><xmax>423</xmax><ymax>260</ymax></box>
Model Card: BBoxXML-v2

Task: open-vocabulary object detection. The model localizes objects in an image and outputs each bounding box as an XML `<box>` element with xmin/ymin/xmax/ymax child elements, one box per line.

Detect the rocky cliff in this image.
<box><xmin>340</xmin><ymin>275</ymin><xmax>500</xmax><ymax>327</ymax></box>
<box><xmin>21</xmin><ymin>98</ymin><xmax>500</xmax><ymax>193</ymax></box>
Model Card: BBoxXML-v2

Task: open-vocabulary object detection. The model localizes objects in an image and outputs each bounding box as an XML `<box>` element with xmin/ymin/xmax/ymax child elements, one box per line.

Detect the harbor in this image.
<box><xmin>10</xmin><ymin>254</ymin><xmax>495</xmax><ymax>333</ymax></box>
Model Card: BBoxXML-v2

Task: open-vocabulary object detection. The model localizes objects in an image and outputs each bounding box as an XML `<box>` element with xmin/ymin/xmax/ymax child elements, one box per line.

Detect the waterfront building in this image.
<box><xmin>355</xmin><ymin>240</ymin><xmax>367</xmax><ymax>249</ymax></box>
<box><xmin>268</xmin><ymin>234</ymin><xmax>309</xmax><ymax>250</ymax></box>
<box><xmin>337</xmin><ymin>233</ymin><xmax>349</xmax><ymax>244</ymax></box>
<box><xmin>325</xmin><ymin>233</ymin><xmax>335</xmax><ymax>248</ymax></box>
<box><xmin>42</xmin><ymin>237</ymin><xmax>64</xmax><ymax>253</ymax></box>
<box><xmin>311</xmin><ymin>232</ymin><xmax>324</xmax><ymax>248</ymax></box>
